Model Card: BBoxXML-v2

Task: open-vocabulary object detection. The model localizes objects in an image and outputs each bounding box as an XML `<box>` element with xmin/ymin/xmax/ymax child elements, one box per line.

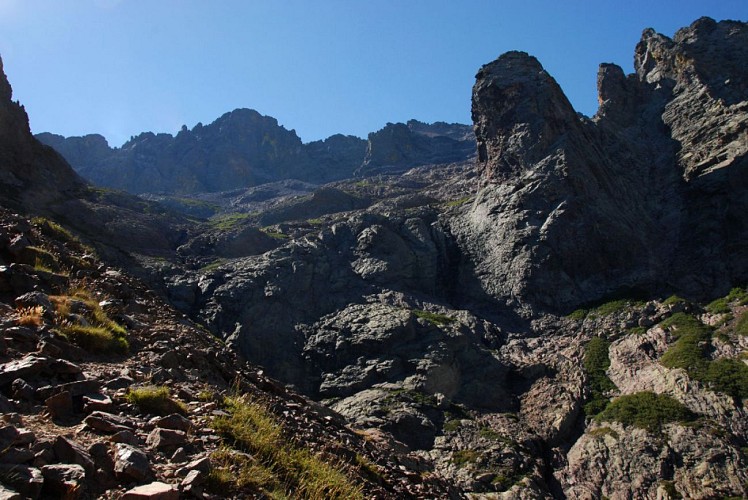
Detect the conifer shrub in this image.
<box><xmin>583</xmin><ymin>337</ymin><xmax>617</xmax><ymax>416</ymax></box>
<box><xmin>595</xmin><ymin>391</ymin><xmax>695</xmax><ymax>432</ymax></box>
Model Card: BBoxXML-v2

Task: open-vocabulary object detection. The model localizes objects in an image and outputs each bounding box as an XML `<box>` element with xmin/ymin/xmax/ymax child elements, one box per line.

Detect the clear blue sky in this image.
<box><xmin>0</xmin><ymin>1</ymin><xmax>745</xmax><ymax>147</ymax></box>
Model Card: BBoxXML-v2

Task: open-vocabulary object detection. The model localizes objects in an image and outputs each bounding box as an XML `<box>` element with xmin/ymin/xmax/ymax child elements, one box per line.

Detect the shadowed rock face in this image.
<box><xmin>0</xmin><ymin>57</ymin><xmax>87</xmax><ymax>211</ymax></box>
<box><xmin>458</xmin><ymin>18</ymin><xmax>748</xmax><ymax>313</ymax></box>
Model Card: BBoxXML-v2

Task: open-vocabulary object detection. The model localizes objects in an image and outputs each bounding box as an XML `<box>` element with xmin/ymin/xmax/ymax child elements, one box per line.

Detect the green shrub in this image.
<box><xmin>659</xmin><ymin>313</ymin><xmax>712</xmax><ymax>380</ymax></box>
<box><xmin>567</xmin><ymin>309</ymin><xmax>588</xmax><ymax>320</ymax></box>
<box><xmin>589</xmin><ymin>299</ymin><xmax>642</xmax><ymax>318</ymax></box>
<box><xmin>127</xmin><ymin>386</ymin><xmax>187</xmax><ymax>416</ymax></box>
<box><xmin>662</xmin><ymin>295</ymin><xmax>686</xmax><ymax>306</ymax></box>
<box><xmin>212</xmin><ymin>396</ymin><xmax>362</xmax><ymax>499</ymax></box>
<box><xmin>705</xmin><ymin>297</ymin><xmax>730</xmax><ymax>314</ymax></box>
<box><xmin>703</xmin><ymin>359</ymin><xmax>748</xmax><ymax>400</ymax></box>
<box><xmin>443</xmin><ymin>419</ymin><xmax>462</xmax><ymax>432</ymax></box>
<box><xmin>726</xmin><ymin>286</ymin><xmax>748</xmax><ymax>305</ymax></box>
<box><xmin>412</xmin><ymin>309</ymin><xmax>454</xmax><ymax>326</ymax></box>
<box><xmin>583</xmin><ymin>337</ymin><xmax>617</xmax><ymax>416</ymax></box>
<box><xmin>596</xmin><ymin>391</ymin><xmax>695</xmax><ymax>432</ymax></box>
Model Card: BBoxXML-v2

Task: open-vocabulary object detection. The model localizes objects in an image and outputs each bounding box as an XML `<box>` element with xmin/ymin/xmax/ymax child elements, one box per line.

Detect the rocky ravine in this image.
<box><xmin>152</xmin><ymin>17</ymin><xmax>748</xmax><ymax>498</ymax></box>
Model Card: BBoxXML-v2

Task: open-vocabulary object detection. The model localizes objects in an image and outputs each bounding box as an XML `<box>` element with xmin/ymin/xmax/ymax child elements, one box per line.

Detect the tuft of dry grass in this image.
<box><xmin>16</xmin><ymin>306</ymin><xmax>44</xmax><ymax>327</ymax></box>
<box><xmin>127</xmin><ymin>386</ymin><xmax>188</xmax><ymax>416</ymax></box>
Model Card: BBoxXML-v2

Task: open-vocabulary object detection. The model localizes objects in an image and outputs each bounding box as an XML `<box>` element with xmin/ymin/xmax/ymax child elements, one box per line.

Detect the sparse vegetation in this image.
<box><xmin>658</xmin><ymin>312</ymin><xmax>748</xmax><ymax>399</ymax></box>
<box><xmin>64</xmin><ymin>324</ymin><xmax>129</xmax><ymax>354</ymax></box>
<box><xmin>445</xmin><ymin>196</ymin><xmax>472</xmax><ymax>207</ymax></box>
<box><xmin>211</xmin><ymin>395</ymin><xmax>363</xmax><ymax>499</ymax></box>
<box><xmin>16</xmin><ymin>305</ymin><xmax>44</xmax><ymax>327</ymax></box>
<box><xmin>260</xmin><ymin>227</ymin><xmax>289</xmax><ymax>240</ymax></box>
<box><xmin>589</xmin><ymin>426</ymin><xmax>620</xmax><ymax>439</ymax></box>
<box><xmin>443</xmin><ymin>419</ymin><xmax>462</xmax><ymax>433</ymax></box>
<box><xmin>209</xmin><ymin>213</ymin><xmax>250</xmax><ymax>231</ymax></box>
<box><xmin>452</xmin><ymin>449</ymin><xmax>480</xmax><ymax>467</ymax></box>
<box><xmin>412</xmin><ymin>309</ymin><xmax>454</xmax><ymax>326</ymax></box>
<box><xmin>51</xmin><ymin>286</ymin><xmax>128</xmax><ymax>353</ymax></box>
<box><xmin>659</xmin><ymin>313</ymin><xmax>711</xmax><ymax>380</ymax></box>
<box><xmin>583</xmin><ymin>337</ymin><xmax>617</xmax><ymax>416</ymax></box>
<box><xmin>663</xmin><ymin>295</ymin><xmax>686</xmax><ymax>306</ymax></box>
<box><xmin>595</xmin><ymin>391</ymin><xmax>695</xmax><ymax>432</ymax></box>
<box><xmin>127</xmin><ymin>386</ymin><xmax>188</xmax><ymax>416</ymax></box>
<box><xmin>588</xmin><ymin>299</ymin><xmax>643</xmax><ymax>318</ymax></box>
<box><xmin>567</xmin><ymin>308</ymin><xmax>588</xmax><ymax>320</ymax></box>
<box><xmin>736</xmin><ymin>311</ymin><xmax>748</xmax><ymax>336</ymax></box>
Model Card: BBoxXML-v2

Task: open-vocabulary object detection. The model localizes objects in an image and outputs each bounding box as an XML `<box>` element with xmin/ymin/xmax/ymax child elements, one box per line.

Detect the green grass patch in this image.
<box><xmin>663</xmin><ymin>295</ymin><xmax>686</xmax><ymax>306</ymax></box>
<box><xmin>445</xmin><ymin>196</ymin><xmax>472</xmax><ymax>207</ymax></box>
<box><xmin>212</xmin><ymin>396</ymin><xmax>363</xmax><ymax>499</ymax></box>
<box><xmin>412</xmin><ymin>309</ymin><xmax>454</xmax><ymax>327</ymax></box>
<box><xmin>209</xmin><ymin>213</ymin><xmax>250</xmax><ymax>231</ymax></box>
<box><xmin>452</xmin><ymin>449</ymin><xmax>480</xmax><ymax>467</ymax></box>
<box><xmin>567</xmin><ymin>308</ymin><xmax>588</xmax><ymax>320</ymax></box>
<box><xmin>705</xmin><ymin>297</ymin><xmax>730</xmax><ymax>314</ymax></box>
<box><xmin>727</xmin><ymin>286</ymin><xmax>748</xmax><ymax>305</ymax></box>
<box><xmin>589</xmin><ymin>299</ymin><xmax>642</xmax><ymax>318</ymax></box>
<box><xmin>199</xmin><ymin>259</ymin><xmax>227</xmax><ymax>273</ymax></box>
<box><xmin>596</xmin><ymin>391</ymin><xmax>695</xmax><ymax>432</ymax></box>
<box><xmin>127</xmin><ymin>386</ymin><xmax>188</xmax><ymax>416</ymax></box>
<box><xmin>583</xmin><ymin>337</ymin><xmax>617</xmax><ymax>416</ymax></box>
<box><xmin>62</xmin><ymin>325</ymin><xmax>128</xmax><ymax>354</ymax></box>
<box><xmin>52</xmin><ymin>287</ymin><xmax>128</xmax><ymax>353</ymax></box>
<box><xmin>626</xmin><ymin>326</ymin><xmax>647</xmax><ymax>336</ymax></box>
<box><xmin>261</xmin><ymin>228</ymin><xmax>289</xmax><ymax>240</ymax></box>
<box><xmin>442</xmin><ymin>419</ymin><xmax>462</xmax><ymax>433</ymax></box>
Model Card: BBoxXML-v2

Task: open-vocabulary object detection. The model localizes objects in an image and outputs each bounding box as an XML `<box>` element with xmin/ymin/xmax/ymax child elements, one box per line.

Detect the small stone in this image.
<box><xmin>153</xmin><ymin>413</ymin><xmax>192</xmax><ymax>432</ymax></box>
<box><xmin>84</xmin><ymin>411</ymin><xmax>134</xmax><ymax>434</ymax></box>
<box><xmin>121</xmin><ymin>481</ymin><xmax>178</xmax><ymax>500</ymax></box>
<box><xmin>105</xmin><ymin>376</ymin><xmax>135</xmax><ymax>390</ymax></box>
<box><xmin>0</xmin><ymin>483</ymin><xmax>21</xmax><ymax>500</ymax></box>
<box><xmin>176</xmin><ymin>456</ymin><xmax>211</xmax><ymax>477</ymax></box>
<box><xmin>0</xmin><ymin>447</ymin><xmax>34</xmax><ymax>464</ymax></box>
<box><xmin>170</xmin><ymin>447</ymin><xmax>187</xmax><ymax>463</ymax></box>
<box><xmin>0</xmin><ymin>355</ymin><xmax>49</xmax><ymax>386</ymax></box>
<box><xmin>11</xmin><ymin>378</ymin><xmax>35</xmax><ymax>401</ymax></box>
<box><xmin>110</xmin><ymin>430</ymin><xmax>140</xmax><ymax>446</ymax></box>
<box><xmin>0</xmin><ymin>464</ymin><xmax>43</xmax><ymax>499</ymax></box>
<box><xmin>45</xmin><ymin>390</ymin><xmax>73</xmax><ymax>418</ymax></box>
<box><xmin>180</xmin><ymin>468</ymin><xmax>205</xmax><ymax>489</ymax></box>
<box><xmin>114</xmin><ymin>443</ymin><xmax>151</xmax><ymax>482</ymax></box>
<box><xmin>53</xmin><ymin>436</ymin><xmax>94</xmax><ymax>475</ymax></box>
<box><xmin>41</xmin><ymin>463</ymin><xmax>86</xmax><ymax>498</ymax></box>
<box><xmin>146</xmin><ymin>428</ymin><xmax>187</xmax><ymax>450</ymax></box>
<box><xmin>82</xmin><ymin>393</ymin><xmax>113</xmax><ymax>412</ymax></box>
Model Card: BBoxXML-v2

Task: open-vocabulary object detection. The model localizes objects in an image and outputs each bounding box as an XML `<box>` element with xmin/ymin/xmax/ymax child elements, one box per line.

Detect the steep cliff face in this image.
<box><xmin>0</xmin><ymin>57</ymin><xmax>87</xmax><ymax>211</ymax></box>
<box><xmin>458</xmin><ymin>18</ymin><xmax>748</xmax><ymax>313</ymax></box>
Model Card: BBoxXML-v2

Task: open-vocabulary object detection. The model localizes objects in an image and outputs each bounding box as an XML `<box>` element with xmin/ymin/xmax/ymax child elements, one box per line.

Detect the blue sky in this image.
<box><xmin>0</xmin><ymin>1</ymin><xmax>745</xmax><ymax>147</ymax></box>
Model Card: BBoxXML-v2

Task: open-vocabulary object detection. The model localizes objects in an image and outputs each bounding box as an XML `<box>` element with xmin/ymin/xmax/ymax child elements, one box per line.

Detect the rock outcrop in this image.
<box><xmin>356</xmin><ymin>120</ymin><xmax>475</xmax><ymax>177</ymax></box>
<box><xmin>457</xmin><ymin>17</ymin><xmax>748</xmax><ymax>313</ymax></box>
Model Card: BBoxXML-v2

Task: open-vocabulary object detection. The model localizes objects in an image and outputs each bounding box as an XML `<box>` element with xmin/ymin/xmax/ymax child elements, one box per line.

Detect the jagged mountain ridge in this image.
<box><xmin>460</xmin><ymin>16</ymin><xmax>748</xmax><ymax>313</ymax></box>
<box><xmin>36</xmin><ymin>111</ymin><xmax>475</xmax><ymax>195</ymax></box>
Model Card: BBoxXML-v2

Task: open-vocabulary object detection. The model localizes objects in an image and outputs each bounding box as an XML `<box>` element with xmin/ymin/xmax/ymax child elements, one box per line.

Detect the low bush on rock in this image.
<box><xmin>583</xmin><ymin>337</ymin><xmax>617</xmax><ymax>416</ymax></box>
<box><xmin>595</xmin><ymin>391</ymin><xmax>695</xmax><ymax>432</ymax></box>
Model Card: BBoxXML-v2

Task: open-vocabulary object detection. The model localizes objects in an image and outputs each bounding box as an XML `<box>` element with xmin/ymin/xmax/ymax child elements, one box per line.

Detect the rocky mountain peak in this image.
<box><xmin>0</xmin><ymin>56</ymin><xmax>12</xmax><ymax>103</ymax></box>
<box><xmin>471</xmin><ymin>51</ymin><xmax>579</xmax><ymax>179</ymax></box>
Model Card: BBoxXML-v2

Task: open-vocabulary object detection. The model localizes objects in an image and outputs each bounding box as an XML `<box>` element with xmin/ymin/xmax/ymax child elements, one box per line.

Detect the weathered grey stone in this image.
<box><xmin>40</xmin><ymin>463</ymin><xmax>85</xmax><ymax>498</ymax></box>
<box><xmin>84</xmin><ymin>411</ymin><xmax>134</xmax><ymax>434</ymax></box>
<box><xmin>45</xmin><ymin>390</ymin><xmax>73</xmax><ymax>418</ymax></box>
<box><xmin>114</xmin><ymin>443</ymin><xmax>151</xmax><ymax>482</ymax></box>
<box><xmin>152</xmin><ymin>413</ymin><xmax>192</xmax><ymax>432</ymax></box>
<box><xmin>146</xmin><ymin>428</ymin><xmax>187</xmax><ymax>450</ymax></box>
<box><xmin>121</xmin><ymin>481</ymin><xmax>178</xmax><ymax>500</ymax></box>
